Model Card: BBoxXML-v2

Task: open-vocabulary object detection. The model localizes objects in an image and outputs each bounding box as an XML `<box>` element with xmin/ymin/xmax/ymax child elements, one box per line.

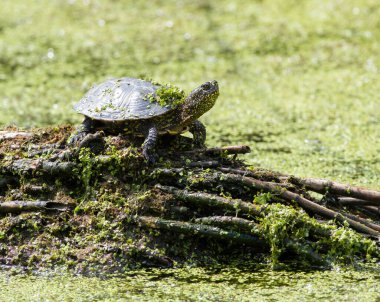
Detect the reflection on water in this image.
<box><xmin>1</xmin><ymin>265</ymin><xmax>379</xmax><ymax>301</ymax></box>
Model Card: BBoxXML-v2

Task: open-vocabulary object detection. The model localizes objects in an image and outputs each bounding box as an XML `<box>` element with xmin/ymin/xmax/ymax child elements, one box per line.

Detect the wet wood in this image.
<box><xmin>299</xmin><ymin>178</ymin><xmax>380</xmax><ymax>203</ymax></box>
<box><xmin>0</xmin><ymin>131</ymin><xmax>33</xmax><ymax>140</ymax></box>
<box><xmin>0</xmin><ymin>200</ymin><xmax>70</xmax><ymax>213</ymax></box>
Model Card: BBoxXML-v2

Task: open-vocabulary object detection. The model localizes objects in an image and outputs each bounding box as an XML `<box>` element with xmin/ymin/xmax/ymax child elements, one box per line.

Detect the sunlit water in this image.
<box><xmin>1</xmin><ymin>266</ymin><xmax>379</xmax><ymax>301</ymax></box>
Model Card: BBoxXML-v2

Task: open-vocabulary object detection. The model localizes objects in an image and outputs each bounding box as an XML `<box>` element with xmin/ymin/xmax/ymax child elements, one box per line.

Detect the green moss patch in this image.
<box><xmin>146</xmin><ymin>82</ymin><xmax>186</xmax><ymax>108</ymax></box>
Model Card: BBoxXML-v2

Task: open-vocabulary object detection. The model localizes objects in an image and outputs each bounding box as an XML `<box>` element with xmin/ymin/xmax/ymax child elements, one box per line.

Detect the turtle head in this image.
<box><xmin>181</xmin><ymin>80</ymin><xmax>219</xmax><ymax>122</ymax></box>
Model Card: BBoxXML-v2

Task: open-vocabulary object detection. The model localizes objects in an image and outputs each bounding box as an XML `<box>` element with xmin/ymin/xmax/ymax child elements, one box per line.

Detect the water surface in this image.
<box><xmin>1</xmin><ymin>266</ymin><xmax>379</xmax><ymax>301</ymax></box>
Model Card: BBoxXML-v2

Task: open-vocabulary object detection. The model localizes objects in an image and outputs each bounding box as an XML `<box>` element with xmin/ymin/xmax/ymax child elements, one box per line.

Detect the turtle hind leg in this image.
<box><xmin>68</xmin><ymin>117</ymin><xmax>94</xmax><ymax>145</ymax></box>
<box><xmin>189</xmin><ymin>120</ymin><xmax>206</xmax><ymax>148</ymax></box>
<box><xmin>142</xmin><ymin>125</ymin><xmax>158</xmax><ymax>164</ymax></box>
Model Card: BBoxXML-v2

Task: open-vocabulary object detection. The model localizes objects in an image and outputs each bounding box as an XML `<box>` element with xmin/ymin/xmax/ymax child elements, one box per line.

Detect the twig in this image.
<box><xmin>2</xmin><ymin>159</ymin><xmax>75</xmax><ymax>176</ymax></box>
<box><xmin>325</xmin><ymin>197</ymin><xmax>380</xmax><ymax>220</ymax></box>
<box><xmin>21</xmin><ymin>184</ymin><xmax>53</xmax><ymax>195</ymax></box>
<box><xmin>137</xmin><ymin>216</ymin><xmax>265</xmax><ymax>247</ymax></box>
<box><xmin>220</xmin><ymin>173</ymin><xmax>380</xmax><ymax>237</ymax></box>
<box><xmin>218</xmin><ymin>167</ymin><xmax>282</xmax><ymax>182</ymax></box>
<box><xmin>187</xmin><ymin>161</ymin><xmax>220</xmax><ymax>168</ymax></box>
<box><xmin>298</xmin><ymin>178</ymin><xmax>380</xmax><ymax>203</ymax></box>
<box><xmin>27</xmin><ymin>148</ymin><xmax>58</xmax><ymax>158</ymax></box>
<box><xmin>362</xmin><ymin>206</ymin><xmax>380</xmax><ymax>217</ymax></box>
<box><xmin>336</xmin><ymin>197</ymin><xmax>380</xmax><ymax>207</ymax></box>
<box><xmin>0</xmin><ymin>201</ymin><xmax>70</xmax><ymax>213</ymax></box>
<box><xmin>183</xmin><ymin>145</ymin><xmax>251</xmax><ymax>155</ymax></box>
<box><xmin>0</xmin><ymin>131</ymin><xmax>33</xmax><ymax>140</ymax></box>
<box><xmin>194</xmin><ymin>216</ymin><xmax>258</xmax><ymax>233</ymax></box>
<box><xmin>155</xmin><ymin>184</ymin><xmax>263</xmax><ymax>217</ymax></box>
<box><xmin>336</xmin><ymin>210</ymin><xmax>380</xmax><ymax>233</ymax></box>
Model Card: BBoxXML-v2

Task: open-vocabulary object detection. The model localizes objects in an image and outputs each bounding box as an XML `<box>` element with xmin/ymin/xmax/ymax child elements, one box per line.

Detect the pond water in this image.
<box><xmin>2</xmin><ymin>1</ymin><xmax>380</xmax><ymax>301</ymax></box>
<box><xmin>1</xmin><ymin>266</ymin><xmax>379</xmax><ymax>301</ymax></box>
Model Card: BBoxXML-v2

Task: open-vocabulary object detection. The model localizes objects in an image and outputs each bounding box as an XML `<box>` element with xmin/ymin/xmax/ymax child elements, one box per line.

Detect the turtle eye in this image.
<box><xmin>201</xmin><ymin>82</ymin><xmax>212</xmax><ymax>91</ymax></box>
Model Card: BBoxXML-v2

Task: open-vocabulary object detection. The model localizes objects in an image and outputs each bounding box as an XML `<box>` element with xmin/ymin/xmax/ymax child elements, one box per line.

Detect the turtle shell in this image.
<box><xmin>74</xmin><ymin>78</ymin><xmax>173</xmax><ymax>121</ymax></box>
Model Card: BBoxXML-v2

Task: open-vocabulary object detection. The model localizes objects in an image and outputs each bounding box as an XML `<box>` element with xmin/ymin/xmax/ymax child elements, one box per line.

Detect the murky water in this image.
<box><xmin>1</xmin><ymin>266</ymin><xmax>379</xmax><ymax>301</ymax></box>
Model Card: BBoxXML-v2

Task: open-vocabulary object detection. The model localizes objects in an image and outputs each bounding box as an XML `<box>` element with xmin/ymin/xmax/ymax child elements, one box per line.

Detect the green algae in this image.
<box><xmin>1</xmin><ymin>0</ymin><xmax>380</xmax><ymax>299</ymax></box>
<box><xmin>1</xmin><ymin>0</ymin><xmax>379</xmax><ymax>187</ymax></box>
<box><xmin>155</xmin><ymin>84</ymin><xmax>186</xmax><ymax>107</ymax></box>
<box><xmin>1</xmin><ymin>266</ymin><xmax>379</xmax><ymax>302</ymax></box>
<box><xmin>146</xmin><ymin>82</ymin><xmax>186</xmax><ymax>108</ymax></box>
<box><xmin>259</xmin><ymin>203</ymin><xmax>378</xmax><ymax>266</ymax></box>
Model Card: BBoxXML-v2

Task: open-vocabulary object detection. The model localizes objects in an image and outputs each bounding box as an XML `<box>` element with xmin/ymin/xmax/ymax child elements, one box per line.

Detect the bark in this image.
<box><xmin>298</xmin><ymin>178</ymin><xmax>380</xmax><ymax>203</ymax></box>
<box><xmin>336</xmin><ymin>197</ymin><xmax>379</xmax><ymax>206</ymax></box>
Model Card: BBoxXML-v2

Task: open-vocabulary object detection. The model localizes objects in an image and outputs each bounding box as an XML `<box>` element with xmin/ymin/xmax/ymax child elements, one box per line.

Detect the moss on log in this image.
<box><xmin>0</xmin><ymin>127</ymin><xmax>379</xmax><ymax>274</ymax></box>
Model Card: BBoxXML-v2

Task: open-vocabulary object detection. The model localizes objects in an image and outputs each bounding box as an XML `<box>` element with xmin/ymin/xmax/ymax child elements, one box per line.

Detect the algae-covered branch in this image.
<box><xmin>0</xmin><ymin>127</ymin><xmax>379</xmax><ymax>274</ymax></box>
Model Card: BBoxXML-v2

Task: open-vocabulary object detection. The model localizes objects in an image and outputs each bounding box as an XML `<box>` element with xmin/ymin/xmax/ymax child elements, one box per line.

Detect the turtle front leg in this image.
<box><xmin>68</xmin><ymin>117</ymin><xmax>94</xmax><ymax>145</ymax></box>
<box><xmin>142</xmin><ymin>125</ymin><xmax>158</xmax><ymax>164</ymax></box>
<box><xmin>189</xmin><ymin>120</ymin><xmax>206</xmax><ymax>148</ymax></box>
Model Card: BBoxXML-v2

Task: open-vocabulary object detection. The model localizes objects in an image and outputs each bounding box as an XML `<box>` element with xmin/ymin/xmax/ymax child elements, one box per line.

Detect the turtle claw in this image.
<box><xmin>142</xmin><ymin>149</ymin><xmax>157</xmax><ymax>165</ymax></box>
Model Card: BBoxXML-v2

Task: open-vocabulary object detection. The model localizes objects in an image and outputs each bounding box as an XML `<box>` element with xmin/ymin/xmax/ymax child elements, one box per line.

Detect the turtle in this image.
<box><xmin>69</xmin><ymin>77</ymin><xmax>219</xmax><ymax>163</ymax></box>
